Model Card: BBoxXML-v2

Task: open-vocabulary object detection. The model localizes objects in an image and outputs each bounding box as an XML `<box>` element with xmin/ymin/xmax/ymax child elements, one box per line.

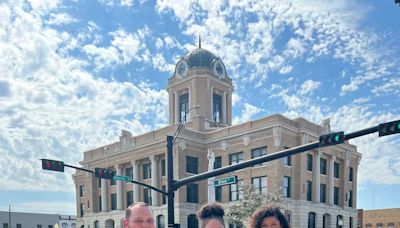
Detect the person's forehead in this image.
<box><xmin>130</xmin><ymin>206</ymin><xmax>153</xmax><ymax>218</ymax></box>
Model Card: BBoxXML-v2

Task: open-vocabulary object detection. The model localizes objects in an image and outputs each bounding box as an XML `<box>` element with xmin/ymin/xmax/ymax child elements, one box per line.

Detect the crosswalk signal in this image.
<box><xmin>41</xmin><ymin>159</ymin><xmax>64</xmax><ymax>172</ymax></box>
<box><xmin>379</xmin><ymin>120</ymin><xmax>400</xmax><ymax>137</ymax></box>
<box><xmin>95</xmin><ymin>168</ymin><xmax>115</xmax><ymax>180</ymax></box>
<box><xmin>319</xmin><ymin>131</ymin><xmax>345</xmax><ymax>147</ymax></box>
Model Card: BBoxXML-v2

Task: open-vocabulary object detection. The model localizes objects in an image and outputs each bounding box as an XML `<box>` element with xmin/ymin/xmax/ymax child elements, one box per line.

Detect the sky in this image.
<box><xmin>0</xmin><ymin>0</ymin><xmax>399</xmax><ymax>215</ymax></box>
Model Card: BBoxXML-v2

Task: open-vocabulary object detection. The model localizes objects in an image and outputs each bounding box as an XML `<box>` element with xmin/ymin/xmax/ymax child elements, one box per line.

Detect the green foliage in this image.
<box><xmin>225</xmin><ymin>185</ymin><xmax>282</xmax><ymax>227</ymax></box>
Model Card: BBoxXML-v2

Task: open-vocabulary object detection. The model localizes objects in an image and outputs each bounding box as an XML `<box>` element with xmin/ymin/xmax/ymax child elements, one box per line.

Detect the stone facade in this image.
<box><xmin>359</xmin><ymin>208</ymin><xmax>400</xmax><ymax>228</ymax></box>
<box><xmin>74</xmin><ymin>46</ymin><xmax>361</xmax><ymax>228</ymax></box>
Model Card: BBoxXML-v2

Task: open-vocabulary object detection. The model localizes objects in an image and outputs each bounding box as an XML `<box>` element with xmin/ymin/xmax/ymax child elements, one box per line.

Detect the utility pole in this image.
<box><xmin>8</xmin><ymin>205</ymin><xmax>11</xmax><ymax>228</ymax></box>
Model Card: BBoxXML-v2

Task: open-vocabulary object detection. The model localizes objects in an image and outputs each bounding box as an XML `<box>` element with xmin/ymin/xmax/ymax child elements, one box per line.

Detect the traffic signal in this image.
<box><xmin>41</xmin><ymin>159</ymin><xmax>64</xmax><ymax>172</ymax></box>
<box><xmin>95</xmin><ymin>168</ymin><xmax>115</xmax><ymax>180</ymax></box>
<box><xmin>319</xmin><ymin>131</ymin><xmax>345</xmax><ymax>147</ymax></box>
<box><xmin>379</xmin><ymin>120</ymin><xmax>400</xmax><ymax>137</ymax></box>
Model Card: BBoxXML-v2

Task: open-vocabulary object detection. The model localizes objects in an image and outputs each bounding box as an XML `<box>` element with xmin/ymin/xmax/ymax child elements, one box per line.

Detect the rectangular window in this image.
<box><xmin>98</xmin><ymin>178</ymin><xmax>101</xmax><ymax>188</ymax></box>
<box><xmin>213</xmin><ymin>93</ymin><xmax>222</xmax><ymax>123</ymax></box>
<box><xmin>161</xmin><ymin>159</ymin><xmax>166</xmax><ymax>176</ymax></box>
<box><xmin>334</xmin><ymin>187</ymin><xmax>339</xmax><ymax>205</ymax></box>
<box><xmin>252</xmin><ymin>176</ymin><xmax>267</xmax><ymax>194</ymax></box>
<box><xmin>126</xmin><ymin>190</ymin><xmax>133</xmax><ymax>207</ymax></box>
<box><xmin>229</xmin><ymin>152</ymin><xmax>243</xmax><ymax>165</ymax></box>
<box><xmin>307</xmin><ymin>154</ymin><xmax>313</xmax><ymax>171</ymax></box>
<box><xmin>186</xmin><ymin>156</ymin><xmax>198</xmax><ymax>174</ymax></box>
<box><xmin>251</xmin><ymin>147</ymin><xmax>267</xmax><ymax>166</ymax></box>
<box><xmin>334</xmin><ymin>162</ymin><xmax>340</xmax><ymax>178</ymax></box>
<box><xmin>320</xmin><ymin>158</ymin><xmax>327</xmax><ymax>175</ymax></box>
<box><xmin>349</xmin><ymin>167</ymin><xmax>354</xmax><ymax>182</ymax></box>
<box><xmin>283</xmin><ymin>176</ymin><xmax>291</xmax><ymax>198</ymax></box>
<box><xmin>143</xmin><ymin>163</ymin><xmax>151</xmax><ymax>179</ymax></box>
<box><xmin>110</xmin><ymin>172</ymin><xmax>116</xmax><ymax>186</ymax></box>
<box><xmin>307</xmin><ymin>181</ymin><xmax>312</xmax><ymax>201</ymax></box>
<box><xmin>162</xmin><ymin>185</ymin><xmax>167</xmax><ymax>204</ymax></box>
<box><xmin>349</xmin><ymin>190</ymin><xmax>353</xmax><ymax>207</ymax></box>
<box><xmin>144</xmin><ymin>188</ymin><xmax>152</xmax><ymax>205</ymax></box>
<box><xmin>79</xmin><ymin>185</ymin><xmax>85</xmax><ymax>197</ymax></box>
<box><xmin>17</xmin><ymin>224</ymin><xmax>21</xmax><ymax>228</ymax></box>
<box><xmin>349</xmin><ymin>217</ymin><xmax>353</xmax><ymax>228</ymax></box>
<box><xmin>320</xmin><ymin>183</ymin><xmax>326</xmax><ymax>203</ymax></box>
<box><xmin>179</xmin><ymin>93</ymin><xmax>189</xmax><ymax>122</ymax></box>
<box><xmin>48</xmin><ymin>226</ymin><xmax>53</xmax><ymax>228</ymax></box>
<box><xmin>37</xmin><ymin>225</ymin><xmax>42</xmax><ymax>228</ymax></box>
<box><xmin>215</xmin><ymin>185</ymin><xmax>222</xmax><ymax>202</ymax></box>
<box><xmin>99</xmin><ymin>195</ymin><xmax>102</xmax><ymax>211</ymax></box>
<box><xmin>187</xmin><ymin>183</ymin><xmax>199</xmax><ymax>203</ymax></box>
<box><xmin>80</xmin><ymin>203</ymin><xmax>85</xmax><ymax>217</ymax></box>
<box><xmin>214</xmin><ymin>156</ymin><xmax>222</xmax><ymax>169</ymax></box>
<box><xmin>111</xmin><ymin>193</ymin><xmax>117</xmax><ymax>210</ymax></box>
<box><xmin>282</xmin><ymin>147</ymin><xmax>291</xmax><ymax>166</ymax></box>
<box><xmin>3</xmin><ymin>224</ymin><xmax>8</xmax><ymax>228</ymax></box>
<box><xmin>229</xmin><ymin>180</ymin><xmax>243</xmax><ymax>201</ymax></box>
<box><xmin>125</xmin><ymin>167</ymin><xmax>133</xmax><ymax>179</ymax></box>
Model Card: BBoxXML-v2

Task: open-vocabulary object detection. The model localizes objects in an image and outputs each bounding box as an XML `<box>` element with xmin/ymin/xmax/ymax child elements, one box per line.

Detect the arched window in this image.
<box><xmin>71</xmin><ymin>224</ymin><xmax>76</xmax><ymax>228</ymax></box>
<box><xmin>187</xmin><ymin>214</ymin><xmax>198</xmax><ymax>228</ymax></box>
<box><xmin>62</xmin><ymin>223</ymin><xmax>68</xmax><ymax>228</ymax></box>
<box><xmin>157</xmin><ymin>215</ymin><xmax>165</xmax><ymax>228</ymax></box>
<box><xmin>105</xmin><ymin>219</ymin><xmax>115</xmax><ymax>228</ymax></box>
<box><xmin>336</xmin><ymin>215</ymin><xmax>344</xmax><ymax>228</ymax></box>
<box><xmin>323</xmin><ymin>213</ymin><xmax>331</xmax><ymax>228</ymax></box>
<box><xmin>285</xmin><ymin>211</ymin><xmax>291</xmax><ymax>226</ymax></box>
<box><xmin>94</xmin><ymin>221</ymin><xmax>99</xmax><ymax>228</ymax></box>
<box><xmin>308</xmin><ymin>212</ymin><xmax>316</xmax><ymax>228</ymax></box>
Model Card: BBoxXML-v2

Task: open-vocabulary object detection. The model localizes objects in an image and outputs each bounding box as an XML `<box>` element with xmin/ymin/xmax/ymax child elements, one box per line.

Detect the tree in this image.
<box><xmin>225</xmin><ymin>185</ymin><xmax>282</xmax><ymax>227</ymax></box>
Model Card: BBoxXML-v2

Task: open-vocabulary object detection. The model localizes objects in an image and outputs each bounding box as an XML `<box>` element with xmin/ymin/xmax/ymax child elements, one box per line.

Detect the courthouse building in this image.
<box><xmin>73</xmin><ymin>44</ymin><xmax>361</xmax><ymax>228</ymax></box>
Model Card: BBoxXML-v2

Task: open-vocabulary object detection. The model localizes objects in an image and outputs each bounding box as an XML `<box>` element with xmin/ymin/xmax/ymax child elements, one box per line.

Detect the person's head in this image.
<box><xmin>123</xmin><ymin>202</ymin><xmax>155</xmax><ymax>228</ymax></box>
<box><xmin>247</xmin><ymin>206</ymin><xmax>289</xmax><ymax>228</ymax></box>
<box><xmin>197</xmin><ymin>202</ymin><xmax>225</xmax><ymax>228</ymax></box>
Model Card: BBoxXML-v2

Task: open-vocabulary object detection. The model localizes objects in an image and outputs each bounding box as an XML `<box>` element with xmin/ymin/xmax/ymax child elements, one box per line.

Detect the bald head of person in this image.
<box><xmin>123</xmin><ymin>202</ymin><xmax>155</xmax><ymax>228</ymax></box>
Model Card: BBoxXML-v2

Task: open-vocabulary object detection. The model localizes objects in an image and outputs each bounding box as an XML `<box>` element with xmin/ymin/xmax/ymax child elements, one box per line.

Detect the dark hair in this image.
<box><xmin>247</xmin><ymin>206</ymin><xmax>289</xmax><ymax>228</ymax></box>
<box><xmin>125</xmin><ymin>202</ymin><xmax>150</xmax><ymax>219</ymax></box>
<box><xmin>197</xmin><ymin>202</ymin><xmax>225</xmax><ymax>228</ymax></box>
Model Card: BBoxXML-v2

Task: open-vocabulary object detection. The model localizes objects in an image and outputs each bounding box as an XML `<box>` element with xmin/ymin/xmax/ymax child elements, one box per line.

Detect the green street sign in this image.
<box><xmin>214</xmin><ymin>176</ymin><xmax>236</xmax><ymax>187</ymax></box>
<box><xmin>113</xmin><ymin>175</ymin><xmax>131</xmax><ymax>182</ymax></box>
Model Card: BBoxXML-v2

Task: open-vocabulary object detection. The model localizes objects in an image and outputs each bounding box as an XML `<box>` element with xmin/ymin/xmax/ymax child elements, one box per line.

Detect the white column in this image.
<box><xmin>313</xmin><ymin>150</ymin><xmax>320</xmax><ymax>203</ymax></box>
<box><xmin>101</xmin><ymin>179</ymin><xmax>108</xmax><ymax>212</ymax></box>
<box><xmin>210</xmin><ymin>86</ymin><xmax>214</xmax><ymax>119</ymax></box>
<box><xmin>116</xmin><ymin>164</ymin><xmax>124</xmax><ymax>210</ymax></box>
<box><xmin>327</xmin><ymin>155</ymin><xmax>335</xmax><ymax>205</ymax></box>
<box><xmin>174</xmin><ymin>92</ymin><xmax>179</xmax><ymax>123</ymax></box>
<box><xmin>188</xmin><ymin>87</ymin><xmax>191</xmax><ymax>120</ymax></box>
<box><xmin>132</xmin><ymin>161</ymin><xmax>140</xmax><ymax>203</ymax></box>
<box><xmin>222</xmin><ymin>92</ymin><xmax>227</xmax><ymax>124</ymax></box>
<box><xmin>150</xmin><ymin>155</ymin><xmax>159</xmax><ymax>206</ymax></box>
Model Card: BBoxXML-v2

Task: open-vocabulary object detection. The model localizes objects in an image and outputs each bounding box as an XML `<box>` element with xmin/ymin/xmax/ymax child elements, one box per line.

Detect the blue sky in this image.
<box><xmin>0</xmin><ymin>0</ymin><xmax>399</xmax><ymax>215</ymax></box>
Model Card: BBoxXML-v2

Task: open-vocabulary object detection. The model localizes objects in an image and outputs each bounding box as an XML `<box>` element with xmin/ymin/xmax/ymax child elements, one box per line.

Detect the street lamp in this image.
<box><xmin>172</xmin><ymin>105</ymin><xmax>200</xmax><ymax>143</ymax></box>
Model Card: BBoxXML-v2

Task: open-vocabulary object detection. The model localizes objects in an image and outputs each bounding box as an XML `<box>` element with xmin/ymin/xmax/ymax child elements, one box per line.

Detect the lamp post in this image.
<box><xmin>168</xmin><ymin>105</ymin><xmax>200</xmax><ymax>228</ymax></box>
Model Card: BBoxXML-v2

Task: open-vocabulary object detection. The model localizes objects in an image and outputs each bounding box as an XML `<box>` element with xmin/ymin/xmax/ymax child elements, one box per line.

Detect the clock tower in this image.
<box><xmin>167</xmin><ymin>42</ymin><xmax>233</xmax><ymax>132</ymax></box>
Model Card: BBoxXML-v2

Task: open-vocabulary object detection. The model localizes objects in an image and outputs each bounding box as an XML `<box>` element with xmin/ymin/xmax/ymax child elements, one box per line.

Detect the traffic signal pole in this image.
<box><xmin>172</xmin><ymin>124</ymin><xmax>381</xmax><ymax>189</ymax></box>
<box><xmin>167</xmin><ymin>135</ymin><xmax>175</xmax><ymax>228</ymax></box>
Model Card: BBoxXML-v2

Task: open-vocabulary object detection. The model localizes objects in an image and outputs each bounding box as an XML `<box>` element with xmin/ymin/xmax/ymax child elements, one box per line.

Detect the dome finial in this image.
<box><xmin>198</xmin><ymin>35</ymin><xmax>201</xmax><ymax>49</ymax></box>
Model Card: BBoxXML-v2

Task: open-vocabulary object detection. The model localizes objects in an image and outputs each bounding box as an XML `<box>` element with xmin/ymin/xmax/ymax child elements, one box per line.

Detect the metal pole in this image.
<box><xmin>174</xmin><ymin>125</ymin><xmax>381</xmax><ymax>188</ymax></box>
<box><xmin>167</xmin><ymin>135</ymin><xmax>175</xmax><ymax>228</ymax></box>
<box><xmin>9</xmin><ymin>205</ymin><xmax>11</xmax><ymax>228</ymax></box>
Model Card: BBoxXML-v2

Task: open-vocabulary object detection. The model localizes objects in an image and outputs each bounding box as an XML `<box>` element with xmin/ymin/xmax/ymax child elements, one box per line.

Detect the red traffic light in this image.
<box><xmin>41</xmin><ymin>159</ymin><xmax>64</xmax><ymax>172</ymax></box>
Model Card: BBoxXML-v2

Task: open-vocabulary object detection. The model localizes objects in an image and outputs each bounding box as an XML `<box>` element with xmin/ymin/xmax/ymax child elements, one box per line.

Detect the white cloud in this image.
<box><xmin>47</xmin><ymin>13</ymin><xmax>78</xmax><ymax>25</ymax></box>
<box><xmin>299</xmin><ymin>79</ymin><xmax>321</xmax><ymax>95</ymax></box>
<box><xmin>2</xmin><ymin>201</ymin><xmax>76</xmax><ymax>215</ymax></box>
<box><xmin>372</xmin><ymin>77</ymin><xmax>400</xmax><ymax>95</ymax></box>
<box><xmin>233</xmin><ymin>103</ymin><xmax>264</xmax><ymax>125</ymax></box>
<box><xmin>0</xmin><ymin>2</ymin><xmax>169</xmax><ymax>193</ymax></box>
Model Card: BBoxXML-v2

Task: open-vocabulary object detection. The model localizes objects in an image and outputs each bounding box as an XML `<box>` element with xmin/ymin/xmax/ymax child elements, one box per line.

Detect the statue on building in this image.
<box><xmin>207</xmin><ymin>148</ymin><xmax>216</xmax><ymax>202</ymax></box>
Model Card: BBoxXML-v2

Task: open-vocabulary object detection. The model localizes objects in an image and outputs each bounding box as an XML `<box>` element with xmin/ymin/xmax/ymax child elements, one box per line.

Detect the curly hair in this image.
<box><xmin>197</xmin><ymin>202</ymin><xmax>225</xmax><ymax>228</ymax></box>
<box><xmin>247</xmin><ymin>206</ymin><xmax>289</xmax><ymax>228</ymax></box>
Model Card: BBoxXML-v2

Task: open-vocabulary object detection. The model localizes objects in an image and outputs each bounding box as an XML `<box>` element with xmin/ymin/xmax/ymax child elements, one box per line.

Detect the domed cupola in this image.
<box><xmin>173</xmin><ymin>38</ymin><xmax>227</xmax><ymax>80</ymax></box>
